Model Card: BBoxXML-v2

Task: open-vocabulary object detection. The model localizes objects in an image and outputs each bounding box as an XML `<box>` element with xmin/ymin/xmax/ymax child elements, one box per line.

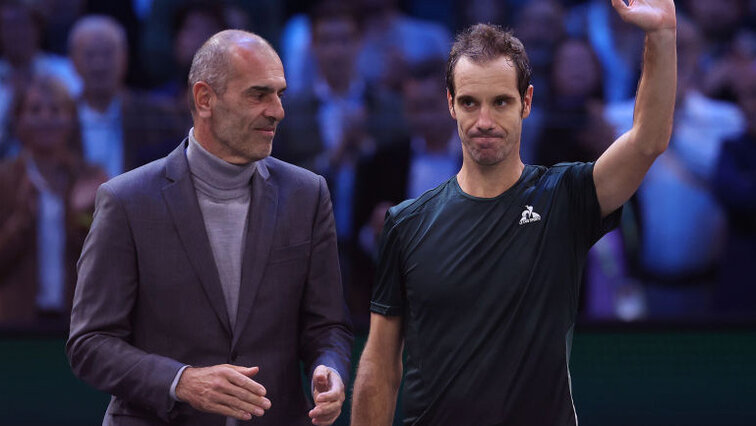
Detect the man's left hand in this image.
<box><xmin>309</xmin><ymin>365</ymin><xmax>345</xmax><ymax>426</ymax></box>
<box><xmin>611</xmin><ymin>0</ymin><xmax>676</xmax><ymax>33</ymax></box>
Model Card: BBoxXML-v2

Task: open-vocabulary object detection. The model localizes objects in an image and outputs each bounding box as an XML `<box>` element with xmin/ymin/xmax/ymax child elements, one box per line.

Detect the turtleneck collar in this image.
<box><xmin>186</xmin><ymin>128</ymin><xmax>257</xmax><ymax>198</ymax></box>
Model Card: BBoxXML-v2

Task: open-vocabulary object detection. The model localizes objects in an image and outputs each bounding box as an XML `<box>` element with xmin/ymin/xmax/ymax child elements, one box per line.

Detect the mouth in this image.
<box><xmin>254</xmin><ymin>127</ymin><xmax>276</xmax><ymax>137</ymax></box>
<box><xmin>470</xmin><ymin>136</ymin><xmax>502</xmax><ymax>146</ymax></box>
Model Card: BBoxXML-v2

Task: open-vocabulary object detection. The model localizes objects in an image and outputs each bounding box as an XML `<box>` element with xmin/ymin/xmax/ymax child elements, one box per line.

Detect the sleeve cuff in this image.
<box><xmin>370</xmin><ymin>301</ymin><xmax>402</xmax><ymax>316</ymax></box>
<box><xmin>169</xmin><ymin>365</ymin><xmax>190</xmax><ymax>402</ymax></box>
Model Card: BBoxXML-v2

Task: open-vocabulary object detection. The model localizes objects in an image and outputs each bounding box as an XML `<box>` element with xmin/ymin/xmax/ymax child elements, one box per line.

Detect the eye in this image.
<box><xmin>458</xmin><ymin>98</ymin><xmax>476</xmax><ymax>108</ymax></box>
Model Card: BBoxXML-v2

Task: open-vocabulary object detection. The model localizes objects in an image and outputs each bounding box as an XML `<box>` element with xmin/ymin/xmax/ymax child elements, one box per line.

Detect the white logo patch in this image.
<box><xmin>519</xmin><ymin>205</ymin><xmax>541</xmax><ymax>225</ymax></box>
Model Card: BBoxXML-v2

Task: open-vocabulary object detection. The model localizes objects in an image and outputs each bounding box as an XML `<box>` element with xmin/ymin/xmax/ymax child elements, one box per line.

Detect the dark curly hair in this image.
<box><xmin>446</xmin><ymin>23</ymin><xmax>532</xmax><ymax>104</ymax></box>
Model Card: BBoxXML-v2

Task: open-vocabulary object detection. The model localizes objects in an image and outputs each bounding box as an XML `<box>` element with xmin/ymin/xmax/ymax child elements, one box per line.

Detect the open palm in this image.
<box><xmin>611</xmin><ymin>0</ymin><xmax>676</xmax><ymax>32</ymax></box>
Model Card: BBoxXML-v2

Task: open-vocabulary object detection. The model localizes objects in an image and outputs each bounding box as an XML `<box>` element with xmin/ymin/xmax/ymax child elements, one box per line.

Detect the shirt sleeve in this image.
<box><xmin>369</xmin><ymin>208</ymin><xmax>405</xmax><ymax>316</ymax></box>
<box><xmin>564</xmin><ymin>162</ymin><xmax>622</xmax><ymax>250</ymax></box>
<box><xmin>169</xmin><ymin>365</ymin><xmax>190</xmax><ymax>401</ymax></box>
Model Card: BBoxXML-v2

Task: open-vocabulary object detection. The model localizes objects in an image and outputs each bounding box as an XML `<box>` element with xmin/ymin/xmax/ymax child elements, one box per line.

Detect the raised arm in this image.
<box><xmin>351</xmin><ymin>313</ymin><xmax>404</xmax><ymax>426</ymax></box>
<box><xmin>594</xmin><ymin>0</ymin><xmax>677</xmax><ymax>217</ymax></box>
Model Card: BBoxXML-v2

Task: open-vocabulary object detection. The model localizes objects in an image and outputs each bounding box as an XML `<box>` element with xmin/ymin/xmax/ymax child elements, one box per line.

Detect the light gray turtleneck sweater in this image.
<box><xmin>186</xmin><ymin>129</ymin><xmax>256</xmax><ymax>330</ymax></box>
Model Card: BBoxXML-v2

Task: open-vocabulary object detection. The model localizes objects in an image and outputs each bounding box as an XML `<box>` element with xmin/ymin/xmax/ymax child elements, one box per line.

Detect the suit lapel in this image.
<box><xmin>232</xmin><ymin>159</ymin><xmax>278</xmax><ymax>349</ymax></box>
<box><xmin>161</xmin><ymin>141</ymin><xmax>232</xmax><ymax>336</ymax></box>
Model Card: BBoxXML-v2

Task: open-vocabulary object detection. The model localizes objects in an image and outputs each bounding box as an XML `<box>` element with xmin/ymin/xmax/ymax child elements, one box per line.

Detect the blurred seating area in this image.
<box><xmin>1</xmin><ymin>0</ymin><xmax>755</xmax><ymax>332</ymax></box>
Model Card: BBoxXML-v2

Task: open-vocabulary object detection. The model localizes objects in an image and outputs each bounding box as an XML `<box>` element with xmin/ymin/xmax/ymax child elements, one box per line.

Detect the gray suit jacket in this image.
<box><xmin>67</xmin><ymin>141</ymin><xmax>353</xmax><ymax>425</ymax></box>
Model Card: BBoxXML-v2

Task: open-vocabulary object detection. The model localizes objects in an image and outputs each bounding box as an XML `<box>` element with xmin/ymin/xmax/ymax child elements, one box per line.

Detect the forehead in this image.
<box><xmin>75</xmin><ymin>28</ymin><xmax>121</xmax><ymax>50</ymax></box>
<box><xmin>22</xmin><ymin>85</ymin><xmax>69</xmax><ymax>110</ymax></box>
<box><xmin>454</xmin><ymin>56</ymin><xmax>519</xmax><ymax>98</ymax></box>
<box><xmin>227</xmin><ymin>41</ymin><xmax>286</xmax><ymax>89</ymax></box>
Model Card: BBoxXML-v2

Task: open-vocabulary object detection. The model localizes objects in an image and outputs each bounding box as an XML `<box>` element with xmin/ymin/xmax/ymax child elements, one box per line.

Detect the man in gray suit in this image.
<box><xmin>67</xmin><ymin>30</ymin><xmax>353</xmax><ymax>426</ymax></box>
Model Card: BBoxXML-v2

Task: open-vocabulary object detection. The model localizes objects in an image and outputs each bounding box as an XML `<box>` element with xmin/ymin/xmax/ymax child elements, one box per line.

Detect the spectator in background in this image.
<box><xmin>712</xmin><ymin>62</ymin><xmax>756</xmax><ymax>317</ymax></box>
<box><xmin>454</xmin><ymin>0</ymin><xmax>510</xmax><ymax>33</ymax></box>
<box><xmin>355</xmin><ymin>0</ymin><xmax>451</xmax><ymax>93</ymax></box>
<box><xmin>701</xmin><ymin>26</ymin><xmax>756</xmax><ymax>103</ymax></box>
<box><xmin>605</xmin><ymin>17</ymin><xmax>745</xmax><ymax>318</ymax></box>
<box><xmin>69</xmin><ymin>15</ymin><xmax>184</xmax><ymax>178</ymax></box>
<box><xmin>140</xmin><ymin>0</ymin><xmax>282</xmax><ymax>87</ymax></box>
<box><xmin>0</xmin><ymin>75</ymin><xmax>105</xmax><ymax>328</ymax></box>
<box><xmin>350</xmin><ymin>58</ymin><xmax>460</xmax><ymax>330</ymax></box>
<box><xmin>276</xmin><ymin>0</ymin><xmax>407</xmax><ymax>243</ymax></box>
<box><xmin>0</xmin><ymin>0</ymin><xmax>82</xmax><ymax>158</ymax></box>
<box><xmin>534</xmin><ymin>37</ymin><xmax>612</xmax><ymax>167</ymax></box>
<box><xmin>84</xmin><ymin>0</ymin><xmax>153</xmax><ymax>89</ymax></box>
<box><xmin>513</xmin><ymin>0</ymin><xmax>565</xmax><ymax>104</ymax></box>
<box><xmin>683</xmin><ymin>0</ymin><xmax>748</xmax><ymax>68</ymax></box>
<box><xmin>151</xmin><ymin>1</ymin><xmax>226</xmax><ymax>108</ymax></box>
<box><xmin>149</xmin><ymin>1</ymin><xmax>227</xmax><ymax>142</ymax></box>
<box><xmin>512</xmin><ymin>0</ymin><xmax>565</xmax><ymax>163</ymax></box>
<box><xmin>565</xmin><ymin>0</ymin><xmax>645</xmax><ymax>103</ymax></box>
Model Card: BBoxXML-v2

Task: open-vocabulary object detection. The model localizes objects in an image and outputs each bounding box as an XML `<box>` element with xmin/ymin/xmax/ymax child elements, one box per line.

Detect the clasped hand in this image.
<box><xmin>175</xmin><ymin>363</ymin><xmax>345</xmax><ymax>425</ymax></box>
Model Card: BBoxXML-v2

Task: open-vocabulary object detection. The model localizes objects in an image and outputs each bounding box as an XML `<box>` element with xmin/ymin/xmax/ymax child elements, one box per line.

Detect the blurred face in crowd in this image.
<box><xmin>514</xmin><ymin>0</ymin><xmax>563</xmax><ymax>68</ymax></box>
<box><xmin>404</xmin><ymin>76</ymin><xmax>455</xmax><ymax>147</ymax></box>
<box><xmin>551</xmin><ymin>39</ymin><xmax>602</xmax><ymax>99</ymax></box>
<box><xmin>71</xmin><ymin>26</ymin><xmax>127</xmax><ymax>99</ymax></box>
<box><xmin>676</xmin><ymin>18</ymin><xmax>703</xmax><ymax>99</ymax></box>
<box><xmin>0</xmin><ymin>4</ymin><xmax>38</xmax><ymax>65</ymax></box>
<box><xmin>686</xmin><ymin>0</ymin><xmax>744</xmax><ymax>38</ymax></box>
<box><xmin>203</xmin><ymin>40</ymin><xmax>286</xmax><ymax>164</ymax></box>
<box><xmin>16</xmin><ymin>80</ymin><xmax>76</xmax><ymax>157</ymax></box>
<box><xmin>312</xmin><ymin>16</ymin><xmax>360</xmax><ymax>88</ymax></box>
<box><xmin>448</xmin><ymin>56</ymin><xmax>533</xmax><ymax>167</ymax></box>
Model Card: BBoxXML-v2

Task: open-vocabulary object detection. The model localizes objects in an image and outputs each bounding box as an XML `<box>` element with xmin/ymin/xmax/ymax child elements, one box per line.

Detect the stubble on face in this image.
<box><xmin>208</xmin><ymin>42</ymin><xmax>286</xmax><ymax>164</ymax></box>
<box><xmin>450</xmin><ymin>56</ymin><xmax>529</xmax><ymax>168</ymax></box>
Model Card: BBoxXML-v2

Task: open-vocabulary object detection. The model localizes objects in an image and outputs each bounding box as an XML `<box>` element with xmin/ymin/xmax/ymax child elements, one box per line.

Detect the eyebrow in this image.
<box><xmin>246</xmin><ymin>85</ymin><xmax>287</xmax><ymax>95</ymax></box>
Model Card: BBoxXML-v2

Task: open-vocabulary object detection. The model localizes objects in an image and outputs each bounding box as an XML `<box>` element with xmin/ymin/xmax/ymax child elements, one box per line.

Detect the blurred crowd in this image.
<box><xmin>0</xmin><ymin>0</ymin><xmax>754</xmax><ymax>331</ymax></box>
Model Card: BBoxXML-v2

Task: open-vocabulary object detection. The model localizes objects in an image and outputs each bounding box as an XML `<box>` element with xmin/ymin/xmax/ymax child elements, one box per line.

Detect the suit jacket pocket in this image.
<box><xmin>267</xmin><ymin>241</ymin><xmax>309</xmax><ymax>265</ymax></box>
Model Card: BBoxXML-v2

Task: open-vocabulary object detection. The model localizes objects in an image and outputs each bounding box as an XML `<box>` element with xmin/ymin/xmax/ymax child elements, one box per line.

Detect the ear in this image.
<box><xmin>521</xmin><ymin>85</ymin><xmax>534</xmax><ymax>119</ymax></box>
<box><xmin>447</xmin><ymin>89</ymin><xmax>456</xmax><ymax>120</ymax></box>
<box><xmin>193</xmin><ymin>81</ymin><xmax>215</xmax><ymax>118</ymax></box>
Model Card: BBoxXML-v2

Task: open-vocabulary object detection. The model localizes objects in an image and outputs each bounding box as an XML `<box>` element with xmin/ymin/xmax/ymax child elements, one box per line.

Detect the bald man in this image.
<box><xmin>67</xmin><ymin>30</ymin><xmax>353</xmax><ymax>426</ymax></box>
<box><xmin>69</xmin><ymin>15</ymin><xmax>185</xmax><ymax>178</ymax></box>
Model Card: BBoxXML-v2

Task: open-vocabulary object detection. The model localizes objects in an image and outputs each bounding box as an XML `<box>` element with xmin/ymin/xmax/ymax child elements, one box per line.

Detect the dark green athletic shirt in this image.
<box><xmin>371</xmin><ymin>162</ymin><xmax>620</xmax><ymax>426</ymax></box>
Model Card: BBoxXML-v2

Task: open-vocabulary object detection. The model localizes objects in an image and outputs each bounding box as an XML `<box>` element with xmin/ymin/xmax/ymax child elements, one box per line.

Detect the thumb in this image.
<box><xmin>230</xmin><ymin>365</ymin><xmax>259</xmax><ymax>377</ymax></box>
<box><xmin>313</xmin><ymin>369</ymin><xmax>330</xmax><ymax>393</ymax></box>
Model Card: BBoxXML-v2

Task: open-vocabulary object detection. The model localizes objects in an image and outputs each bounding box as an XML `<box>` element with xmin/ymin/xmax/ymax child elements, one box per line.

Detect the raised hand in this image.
<box><xmin>175</xmin><ymin>364</ymin><xmax>271</xmax><ymax>420</ymax></box>
<box><xmin>309</xmin><ymin>365</ymin><xmax>345</xmax><ymax>425</ymax></box>
<box><xmin>611</xmin><ymin>0</ymin><xmax>676</xmax><ymax>32</ymax></box>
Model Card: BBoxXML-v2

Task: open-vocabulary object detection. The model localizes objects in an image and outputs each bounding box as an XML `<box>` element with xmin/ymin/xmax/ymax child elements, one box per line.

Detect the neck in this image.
<box><xmin>82</xmin><ymin>90</ymin><xmax>117</xmax><ymax>113</ymax></box>
<box><xmin>457</xmin><ymin>157</ymin><xmax>524</xmax><ymax>198</ymax></box>
<box><xmin>29</xmin><ymin>150</ymin><xmax>68</xmax><ymax>190</ymax></box>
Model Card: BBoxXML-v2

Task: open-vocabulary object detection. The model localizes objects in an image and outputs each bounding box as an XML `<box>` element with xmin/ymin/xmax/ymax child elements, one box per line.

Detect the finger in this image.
<box><xmin>205</xmin><ymin>400</ymin><xmax>253</xmax><ymax>421</ymax></box>
<box><xmin>312</xmin><ymin>366</ymin><xmax>331</xmax><ymax>393</ymax></box>
<box><xmin>313</xmin><ymin>373</ymin><xmax>329</xmax><ymax>393</ymax></box>
<box><xmin>314</xmin><ymin>389</ymin><xmax>341</xmax><ymax>403</ymax></box>
<box><xmin>610</xmin><ymin>0</ymin><xmax>630</xmax><ymax>13</ymax></box>
<box><xmin>225</xmin><ymin>369</ymin><xmax>267</xmax><ymax>396</ymax></box>
<box><xmin>222</xmin><ymin>383</ymin><xmax>272</xmax><ymax>410</ymax></box>
<box><xmin>228</xmin><ymin>365</ymin><xmax>259</xmax><ymax>378</ymax></box>
<box><xmin>310</xmin><ymin>404</ymin><xmax>341</xmax><ymax>425</ymax></box>
<box><xmin>214</xmin><ymin>392</ymin><xmax>266</xmax><ymax>417</ymax></box>
<box><xmin>310</xmin><ymin>401</ymin><xmax>341</xmax><ymax>418</ymax></box>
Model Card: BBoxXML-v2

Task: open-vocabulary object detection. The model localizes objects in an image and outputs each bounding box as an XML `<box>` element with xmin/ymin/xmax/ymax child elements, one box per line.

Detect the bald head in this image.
<box><xmin>187</xmin><ymin>30</ymin><xmax>278</xmax><ymax>112</ymax></box>
<box><xmin>69</xmin><ymin>15</ymin><xmax>128</xmax><ymax>101</ymax></box>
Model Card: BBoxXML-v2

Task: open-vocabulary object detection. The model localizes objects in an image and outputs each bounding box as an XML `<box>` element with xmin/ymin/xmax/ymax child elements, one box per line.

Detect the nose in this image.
<box><xmin>475</xmin><ymin>105</ymin><xmax>494</xmax><ymax>131</ymax></box>
<box><xmin>264</xmin><ymin>95</ymin><xmax>285</xmax><ymax>122</ymax></box>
